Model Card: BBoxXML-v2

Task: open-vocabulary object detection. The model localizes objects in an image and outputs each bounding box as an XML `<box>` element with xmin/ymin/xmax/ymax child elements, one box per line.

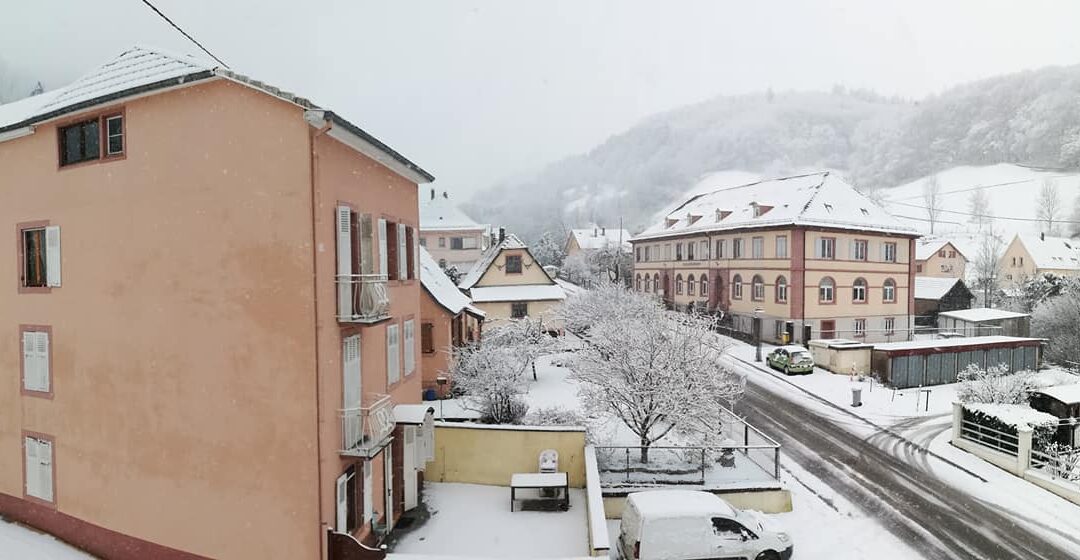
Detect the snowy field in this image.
<box><xmin>390</xmin><ymin>482</ymin><xmax>587</xmax><ymax>559</ymax></box>
<box><xmin>0</xmin><ymin>517</ymin><xmax>93</xmax><ymax>560</ymax></box>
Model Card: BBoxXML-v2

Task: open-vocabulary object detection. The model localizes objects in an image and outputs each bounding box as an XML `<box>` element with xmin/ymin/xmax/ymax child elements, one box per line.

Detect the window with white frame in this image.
<box><xmin>752</xmin><ymin>237</ymin><xmax>764</xmax><ymax>259</ymax></box>
<box><xmin>20</xmin><ymin>225</ymin><xmax>61</xmax><ymax>289</ymax></box>
<box><xmin>24</xmin><ymin>436</ymin><xmax>53</xmax><ymax>502</ymax></box>
<box><xmin>819</xmin><ymin>277</ymin><xmax>835</xmax><ymax>303</ymax></box>
<box><xmin>733</xmin><ymin>238</ymin><xmax>744</xmax><ymax>259</ymax></box>
<box><xmin>687</xmin><ymin>242</ymin><xmax>695</xmax><ymax>261</ymax></box>
<box><xmin>700</xmin><ymin>275</ymin><xmax>708</xmax><ymax>296</ymax></box>
<box><xmin>884</xmin><ymin>317</ymin><xmax>895</xmax><ymax>335</ymax></box>
<box><xmin>687</xmin><ymin>274</ymin><xmax>696</xmax><ymax>296</ymax></box>
<box><xmin>403</xmin><ymin>320</ymin><xmax>415</xmax><ymax>375</ymax></box>
<box><xmin>676</xmin><ymin>274</ymin><xmax>684</xmax><ymax>295</ymax></box>
<box><xmin>852</xmin><ymin>239</ymin><xmax>868</xmax><ymax>261</ymax></box>
<box><xmin>775</xmin><ymin>276</ymin><xmax>788</xmax><ymax>303</ymax></box>
<box><xmin>732</xmin><ymin>274</ymin><xmax>743</xmax><ymax>299</ymax></box>
<box><xmin>776</xmin><ymin>236</ymin><xmax>788</xmax><ymax>258</ymax></box>
<box><xmin>715</xmin><ymin>239</ymin><xmax>724</xmax><ymax>259</ymax></box>
<box><xmin>883</xmin><ymin>242</ymin><xmax>897</xmax><ymax>262</ymax></box>
<box><xmin>21</xmin><ymin>329</ymin><xmax>50</xmax><ymax>394</ymax></box>
<box><xmin>752</xmin><ymin>275</ymin><xmax>765</xmax><ymax>301</ymax></box>
<box><xmin>387</xmin><ymin>323</ymin><xmax>401</xmax><ymax>385</ymax></box>
<box><xmin>854</xmin><ymin>318</ymin><xmax>866</xmax><ymax>337</ymax></box>
<box><xmin>853</xmin><ymin>277</ymin><xmax>867</xmax><ymax>302</ymax></box>
<box><xmin>816</xmin><ymin>238</ymin><xmax>835</xmax><ymax>260</ymax></box>
<box><xmin>883</xmin><ymin>278</ymin><xmax>896</xmax><ymax>303</ymax></box>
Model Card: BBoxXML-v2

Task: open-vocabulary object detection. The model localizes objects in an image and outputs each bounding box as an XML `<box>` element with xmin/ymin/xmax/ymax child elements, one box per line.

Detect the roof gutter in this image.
<box><xmin>320</xmin><ymin>110</ymin><xmax>434</xmax><ymax>184</ymax></box>
<box><xmin>0</xmin><ymin>125</ymin><xmax>34</xmax><ymax>144</ymax></box>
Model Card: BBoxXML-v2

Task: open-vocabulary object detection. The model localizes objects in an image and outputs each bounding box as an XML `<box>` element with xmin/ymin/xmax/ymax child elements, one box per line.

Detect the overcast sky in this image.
<box><xmin>3</xmin><ymin>0</ymin><xmax>1080</xmax><ymax>196</ymax></box>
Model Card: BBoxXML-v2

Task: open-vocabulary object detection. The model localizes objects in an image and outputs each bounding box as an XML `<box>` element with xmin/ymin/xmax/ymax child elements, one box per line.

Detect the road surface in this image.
<box><xmin>737</xmin><ymin>360</ymin><xmax>1080</xmax><ymax>560</ymax></box>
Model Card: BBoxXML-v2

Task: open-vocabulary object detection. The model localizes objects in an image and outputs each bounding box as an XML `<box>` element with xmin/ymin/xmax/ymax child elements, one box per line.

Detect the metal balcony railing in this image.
<box><xmin>337</xmin><ymin>274</ymin><xmax>390</xmax><ymax>323</ymax></box>
<box><xmin>340</xmin><ymin>394</ymin><xmax>395</xmax><ymax>457</ymax></box>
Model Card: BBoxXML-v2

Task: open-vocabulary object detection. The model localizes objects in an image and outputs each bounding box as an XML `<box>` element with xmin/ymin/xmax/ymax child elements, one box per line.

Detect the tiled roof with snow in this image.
<box><xmin>570</xmin><ymin>227</ymin><xmax>633</xmax><ymax>251</ymax></box>
<box><xmin>419</xmin><ymin>247</ymin><xmax>479</xmax><ymax>316</ymax></box>
<box><xmin>0</xmin><ymin>46</ymin><xmax>432</xmax><ymax>182</ymax></box>
<box><xmin>469</xmin><ymin>284</ymin><xmax>566</xmax><ymax>303</ymax></box>
<box><xmin>914</xmin><ymin>276</ymin><xmax>962</xmax><ymax>300</ymax></box>
<box><xmin>937</xmin><ymin>308</ymin><xmax>1029</xmax><ymax>322</ymax></box>
<box><xmin>915</xmin><ymin>238</ymin><xmax>968</xmax><ymax>261</ymax></box>
<box><xmin>419</xmin><ymin>189</ymin><xmax>486</xmax><ymax>231</ymax></box>
<box><xmin>1014</xmin><ymin>234</ymin><xmax>1080</xmax><ymax>271</ymax></box>
<box><xmin>457</xmin><ymin>233</ymin><xmax>529</xmax><ymax>289</ymax></box>
<box><xmin>633</xmin><ymin>172</ymin><xmax>918</xmax><ymax>242</ymax></box>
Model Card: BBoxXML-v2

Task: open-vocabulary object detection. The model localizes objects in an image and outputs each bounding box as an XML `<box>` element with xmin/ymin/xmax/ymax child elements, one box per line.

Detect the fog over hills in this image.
<box><xmin>467</xmin><ymin>64</ymin><xmax>1080</xmax><ymax>242</ymax></box>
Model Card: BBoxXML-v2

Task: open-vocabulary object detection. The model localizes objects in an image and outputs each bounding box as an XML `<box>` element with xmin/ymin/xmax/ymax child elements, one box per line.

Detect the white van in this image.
<box><xmin>617</xmin><ymin>490</ymin><xmax>792</xmax><ymax>560</ymax></box>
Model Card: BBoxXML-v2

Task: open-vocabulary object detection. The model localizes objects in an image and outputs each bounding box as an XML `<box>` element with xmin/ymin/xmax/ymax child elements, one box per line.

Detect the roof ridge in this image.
<box><xmin>794</xmin><ymin>171</ymin><xmax>831</xmax><ymax>219</ymax></box>
<box><xmin>669</xmin><ymin>171</ymin><xmax>830</xmax><ymax>216</ymax></box>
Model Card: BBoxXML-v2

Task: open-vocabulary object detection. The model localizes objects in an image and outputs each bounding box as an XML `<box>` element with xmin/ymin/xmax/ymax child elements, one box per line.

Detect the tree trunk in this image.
<box><xmin>639</xmin><ymin>437</ymin><xmax>650</xmax><ymax>463</ymax></box>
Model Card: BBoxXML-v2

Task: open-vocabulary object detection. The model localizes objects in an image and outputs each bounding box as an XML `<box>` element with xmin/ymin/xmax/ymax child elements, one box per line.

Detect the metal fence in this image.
<box><xmin>1031</xmin><ymin>448</ymin><xmax>1080</xmax><ymax>485</ymax></box>
<box><xmin>959</xmin><ymin>418</ymin><xmax>1019</xmax><ymax>456</ymax></box>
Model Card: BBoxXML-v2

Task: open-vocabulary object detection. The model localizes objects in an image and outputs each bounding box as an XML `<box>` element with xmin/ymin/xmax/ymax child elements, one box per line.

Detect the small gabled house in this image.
<box><xmin>419</xmin><ymin>247</ymin><xmax>484</xmax><ymax>397</ymax></box>
<box><xmin>1000</xmin><ymin>233</ymin><xmax>1080</xmax><ymax>287</ymax></box>
<box><xmin>914</xmin><ymin>276</ymin><xmax>974</xmax><ymax>327</ymax></box>
<box><xmin>915</xmin><ymin>239</ymin><xmax>968</xmax><ymax>278</ymax></box>
<box><xmin>565</xmin><ymin>226</ymin><xmax>633</xmax><ymax>259</ymax></box>
<box><xmin>458</xmin><ymin>231</ymin><xmax>566</xmax><ymax>328</ymax></box>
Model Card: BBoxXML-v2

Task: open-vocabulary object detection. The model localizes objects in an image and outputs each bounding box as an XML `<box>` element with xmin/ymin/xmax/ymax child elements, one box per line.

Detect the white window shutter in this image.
<box><xmin>363</xmin><ymin>462</ymin><xmax>374</xmax><ymax>523</ymax></box>
<box><xmin>397</xmin><ymin>225</ymin><xmax>407</xmax><ymax>280</ymax></box>
<box><xmin>848</xmin><ymin>239</ymin><xmax>856</xmax><ymax>260</ymax></box>
<box><xmin>387</xmin><ymin>324</ymin><xmax>400</xmax><ymax>385</ymax></box>
<box><xmin>22</xmin><ymin>332</ymin><xmax>35</xmax><ymax>391</ymax></box>
<box><xmin>412</xmin><ymin>227</ymin><xmax>420</xmax><ymax>280</ymax></box>
<box><xmin>36</xmin><ymin>332</ymin><xmax>49</xmax><ymax>392</ymax></box>
<box><xmin>403</xmin><ymin>320</ymin><xmax>415</xmax><ymax>375</ymax></box>
<box><xmin>38</xmin><ymin>440</ymin><xmax>52</xmax><ymax>502</ymax></box>
<box><xmin>24</xmin><ymin>438</ymin><xmax>39</xmax><ymax>498</ymax></box>
<box><xmin>335</xmin><ymin>473</ymin><xmax>348</xmax><ymax>532</ymax></box>
<box><xmin>336</xmin><ymin>207</ymin><xmax>353</xmax><ymax>319</ymax></box>
<box><xmin>814</xmin><ymin>239</ymin><xmax>821</xmax><ymax>259</ymax></box>
<box><xmin>378</xmin><ymin>219</ymin><xmax>388</xmax><ymax>277</ymax></box>
<box><xmin>45</xmin><ymin>226</ymin><xmax>61</xmax><ymax>287</ymax></box>
<box><xmin>342</xmin><ymin>336</ymin><xmax>361</xmax><ymax>409</ymax></box>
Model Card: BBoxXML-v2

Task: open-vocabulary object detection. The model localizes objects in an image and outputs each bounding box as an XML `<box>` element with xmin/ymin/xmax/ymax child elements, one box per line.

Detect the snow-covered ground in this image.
<box><xmin>0</xmin><ymin>517</ymin><xmax>93</xmax><ymax>560</ymax></box>
<box><xmin>390</xmin><ymin>483</ymin><xmax>587</xmax><ymax>559</ymax></box>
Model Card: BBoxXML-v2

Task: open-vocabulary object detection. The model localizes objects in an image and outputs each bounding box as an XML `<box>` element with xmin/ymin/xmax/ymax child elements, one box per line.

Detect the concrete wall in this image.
<box><xmin>419</xmin><ymin>291</ymin><xmax>454</xmax><ymax>396</ymax></box>
<box><xmin>808</xmin><ymin>343</ymin><xmax>873</xmax><ymax>375</ymax></box>
<box><xmin>428</xmin><ymin>424</ymin><xmax>587</xmax><ymax>488</ymax></box>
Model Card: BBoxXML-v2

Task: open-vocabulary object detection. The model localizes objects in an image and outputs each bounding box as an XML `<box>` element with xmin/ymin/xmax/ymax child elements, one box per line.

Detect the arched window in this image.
<box><xmin>819</xmin><ymin>277</ymin><xmax>835</xmax><ymax>303</ymax></box>
<box><xmin>654</xmin><ymin>273</ymin><xmax>661</xmax><ymax>294</ymax></box>
<box><xmin>645</xmin><ymin>275</ymin><xmax>652</xmax><ymax>292</ymax></box>
<box><xmin>732</xmin><ymin>274</ymin><xmax>743</xmax><ymax>299</ymax></box>
<box><xmin>883</xmin><ymin>278</ymin><xmax>896</xmax><ymax>303</ymax></box>
<box><xmin>635</xmin><ymin>273</ymin><xmax>642</xmax><ymax>292</ymax></box>
<box><xmin>853</xmin><ymin>277</ymin><xmax>867</xmax><ymax>303</ymax></box>
<box><xmin>676</xmin><ymin>274</ymin><xmax>684</xmax><ymax>295</ymax></box>
<box><xmin>775</xmin><ymin>276</ymin><xmax>788</xmax><ymax>303</ymax></box>
<box><xmin>751</xmin><ymin>275</ymin><xmax>765</xmax><ymax>301</ymax></box>
<box><xmin>700</xmin><ymin>275</ymin><xmax>709</xmax><ymax>297</ymax></box>
<box><xmin>687</xmin><ymin>274</ymin><xmax>696</xmax><ymax>296</ymax></box>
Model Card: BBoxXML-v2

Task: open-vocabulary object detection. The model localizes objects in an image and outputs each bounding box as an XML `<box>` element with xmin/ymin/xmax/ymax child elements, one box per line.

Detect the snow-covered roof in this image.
<box><xmin>554</xmin><ymin>278</ymin><xmax>585</xmax><ymax>297</ymax></box>
<box><xmin>872</xmin><ymin>335</ymin><xmax>1038</xmax><ymax>352</ymax></box>
<box><xmin>633</xmin><ymin>172</ymin><xmax>918</xmax><ymax>242</ymax></box>
<box><xmin>420</xmin><ymin>189</ymin><xmax>487</xmax><ymax>231</ymax></box>
<box><xmin>915</xmin><ymin>238</ymin><xmax>968</xmax><ymax>261</ymax></box>
<box><xmin>569</xmin><ymin>227</ymin><xmax>632</xmax><ymax>252</ymax></box>
<box><xmin>393</xmin><ymin>404</ymin><xmax>435</xmax><ymax>425</ymax></box>
<box><xmin>1013</xmin><ymin>234</ymin><xmax>1080</xmax><ymax>271</ymax></box>
<box><xmin>937</xmin><ymin>308</ymin><xmax>1029</xmax><ymax>322</ymax></box>
<box><xmin>1034</xmin><ymin>383</ymin><xmax>1080</xmax><ymax>405</ymax></box>
<box><xmin>469</xmin><ymin>284</ymin><xmax>566</xmax><ymax>303</ymax></box>
<box><xmin>420</xmin><ymin>247</ymin><xmax>481</xmax><ymax>316</ymax></box>
<box><xmin>0</xmin><ymin>46</ymin><xmax>433</xmax><ymax>183</ymax></box>
<box><xmin>914</xmin><ymin>276</ymin><xmax>962</xmax><ymax>300</ymax></box>
<box><xmin>964</xmin><ymin>403</ymin><xmax>1058</xmax><ymax>430</ymax></box>
<box><xmin>458</xmin><ymin>233</ymin><xmax>540</xmax><ymax>289</ymax></box>
<box><xmin>626</xmin><ymin>490</ymin><xmax>735</xmax><ymax>518</ymax></box>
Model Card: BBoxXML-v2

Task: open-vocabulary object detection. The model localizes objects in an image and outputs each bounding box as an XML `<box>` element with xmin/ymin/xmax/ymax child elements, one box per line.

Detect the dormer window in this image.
<box><xmin>751</xmin><ymin>203</ymin><xmax>773</xmax><ymax>217</ymax></box>
<box><xmin>687</xmin><ymin>213</ymin><xmax>702</xmax><ymax>225</ymax></box>
<box><xmin>715</xmin><ymin>209</ymin><xmax>732</xmax><ymax>222</ymax></box>
<box><xmin>665</xmin><ymin>218</ymin><xmax>678</xmax><ymax>228</ymax></box>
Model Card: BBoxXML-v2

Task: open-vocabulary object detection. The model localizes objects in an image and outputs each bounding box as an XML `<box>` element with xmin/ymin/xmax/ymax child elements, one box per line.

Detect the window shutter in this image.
<box><xmin>848</xmin><ymin>240</ymin><xmax>856</xmax><ymax>260</ymax></box>
<box><xmin>22</xmin><ymin>332</ymin><xmax>35</xmax><ymax>391</ymax></box>
<box><xmin>378</xmin><ymin>219</ymin><xmax>388</xmax><ymax>277</ymax></box>
<box><xmin>45</xmin><ymin>226</ymin><xmax>61</xmax><ymax>287</ymax></box>
<box><xmin>336</xmin><ymin>207</ymin><xmax>353</xmax><ymax>319</ymax></box>
<box><xmin>37</xmin><ymin>440</ymin><xmax>52</xmax><ymax>502</ymax></box>
<box><xmin>397</xmin><ymin>225</ymin><xmax>408</xmax><ymax>281</ymax></box>
<box><xmin>403</xmin><ymin>320</ymin><xmax>415</xmax><ymax>375</ymax></box>
<box><xmin>412</xmin><ymin>227</ymin><xmax>420</xmax><ymax>280</ymax></box>
<box><xmin>881</xmin><ymin>242</ymin><xmax>888</xmax><ymax>261</ymax></box>
<box><xmin>24</xmin><ymin>438</ymin><xmax>39</xmax><ymax>498</ymax></box>
<box><xmin>387</xmin><ymin>324</ymin><xmax>400</xmax><ymax>385</ymax></box>
<box><xmin>35</xmin><ymin>332</ymin><xmax>49</xmax><ymax>392</ymax></box>
<box><xmin>342</xmin><ymin>336</ymin><xmax>361</xmax><ymax>409</ymax></box>
<box><xmin>814</xmin><ymin>239</ymin><xmax>821</xmax><ymax>259</ymax></box>
<box><xmin>363</xmin><ymin>461</ymin><xmax>374</xmax><ymax>523</ymax></box>
<box><xmin>335</xmin><ymin>472</ymin><xmax>349</xmax><ymax>532</ymax></box>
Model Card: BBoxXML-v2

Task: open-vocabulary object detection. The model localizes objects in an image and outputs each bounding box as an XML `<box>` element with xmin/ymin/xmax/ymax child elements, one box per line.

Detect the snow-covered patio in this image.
<box><xmin>0</xmin><ymin>517</ymin><xmax>93</xmax><ymax>560</ymax></box>
<box><xmin>390</xmin><ymin>482</ymin><xmax>588</xmax><ymax>559</ymax></box>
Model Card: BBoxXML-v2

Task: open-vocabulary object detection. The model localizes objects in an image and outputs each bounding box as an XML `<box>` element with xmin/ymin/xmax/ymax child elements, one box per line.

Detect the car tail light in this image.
<box><xmin>634</xmin><ymin>540</ymin><xmax>640</xmax><ymax>558</ymax></box>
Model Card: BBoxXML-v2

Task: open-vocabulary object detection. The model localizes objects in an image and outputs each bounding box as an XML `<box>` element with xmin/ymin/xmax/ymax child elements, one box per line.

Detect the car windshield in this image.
<box><xmin>791</xmin><ymin>351</ymin><xmax>811</xmax><ymax>362</ymax></box>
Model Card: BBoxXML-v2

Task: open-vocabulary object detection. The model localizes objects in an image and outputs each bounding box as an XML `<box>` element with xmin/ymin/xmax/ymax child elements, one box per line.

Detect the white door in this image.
<box><xmin>404</xmin><ymin>426</ymin><xmax>418</xmax><ymax>510</ymax></box>
<box><xmin>335</xmin><ymin>472</ymin><xmax>349</xmax><ymax>532</ymax></box>
<box><xmin>384</xmin><ymin>452</ymin><xmax>394</xmax><ymax>527</ymax></box>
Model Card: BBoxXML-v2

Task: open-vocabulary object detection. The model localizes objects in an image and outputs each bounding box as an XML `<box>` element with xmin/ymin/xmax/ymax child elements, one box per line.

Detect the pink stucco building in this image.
<box><xmin>0</xmin><ymin>47</ymin><xmax>436</xmax><ymax>559</ymax></box>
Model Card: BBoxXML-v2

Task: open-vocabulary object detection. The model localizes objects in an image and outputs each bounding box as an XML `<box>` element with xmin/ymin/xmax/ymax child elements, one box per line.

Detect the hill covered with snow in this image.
<box><xmin>468</xmin><ymin>64</ymin><xmax>1080</xmax><ymax>242</ymax></box>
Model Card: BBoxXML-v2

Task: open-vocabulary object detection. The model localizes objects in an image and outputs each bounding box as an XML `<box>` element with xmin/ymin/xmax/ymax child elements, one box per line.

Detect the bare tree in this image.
<box><xmin>1037</xmin><ymin>178</ymin><xmax>1063</xmax><ymax>236</ymax></box>
<box><xmin>923</xmin><ymin>175</ymin><xmax>943</xmax><ymax>234</ymax></box>
<box><xmin>972</xmin><ymin>229</ymin><xmax>1005</xmax><ymax>308</ymax></box>
<box><xmin>1070</xmin><ymin>193</ymin><xmax>1080</xmax><ymax>238</ymax></box>
<box><xmin>1032</xmin><ymin>281</ymin><xmax>1080</xmax><ymax>368</ymax></box>
<box><xmin>968</xmin><ymin>188</ymin><xmax>992</xmax><ymax>231</ymax></box>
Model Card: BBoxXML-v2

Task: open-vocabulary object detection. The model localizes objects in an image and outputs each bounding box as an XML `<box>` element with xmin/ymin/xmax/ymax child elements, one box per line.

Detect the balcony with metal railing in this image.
<box><xmin>340</xmin><ymin>394</ymin><xmax>395</xmax><ymax>457</ymax></box>
<box><xmin>337</xmin><ymin>273</ymin><xmax>390</xmax><ymax>323</ymax></box>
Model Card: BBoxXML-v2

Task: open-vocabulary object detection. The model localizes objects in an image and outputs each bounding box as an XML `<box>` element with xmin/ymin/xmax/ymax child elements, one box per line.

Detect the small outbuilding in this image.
<box><xmin>871</xmin><ymin>336</ymin><xmax>1042</xmax><ymax>389</ymax></box>
<box><xmin>1030</xmin><ymin>384</ymin><xmax>1080</xmax><ymax>446</ymax></box>
<box><xmin>807</xmin><ymin>339</ymin><xmax>873</xmax><ymax>375</ymax></box>
<box><xmin>914</xmin><ymin>277</ymin><xmax>974</xmax><ymax>327</ymax></box>
<box><xmin>936</xmin><ymin>308</ymin><xmax>1030</xmax><ymax>338</ymax></box>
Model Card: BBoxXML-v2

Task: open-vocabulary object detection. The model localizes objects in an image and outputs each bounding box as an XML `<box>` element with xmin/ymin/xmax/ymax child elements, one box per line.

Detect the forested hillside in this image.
<box><xmin>468</xmin><ymin>65</ymin><xmax>1080</xmax><ymax>241</ymax></box>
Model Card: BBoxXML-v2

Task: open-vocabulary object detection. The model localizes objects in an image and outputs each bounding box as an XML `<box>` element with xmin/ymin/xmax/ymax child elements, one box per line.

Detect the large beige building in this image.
<box><xmin>458</xmin><ymin>232</ymin><xmax>566</xmax><ymax>328</ymax></box>
<box><xmin>631</xmin><ymin>172</ymin><xmax>919</xmax><ymax>343</ymax></box>
<box><xmin>419</xmin><ymin>189</ymin><xmax>489</xmax><ymax>270</ymax></box>
<box><xmin>1000</xmin><ymin>233</ymin><xmax>1080</xmax><ymax>287</ymax></box>
<box><xmin>1</xmin><ymin>47</ymin><xmax>435</xmax><ymax>560</ymax></box>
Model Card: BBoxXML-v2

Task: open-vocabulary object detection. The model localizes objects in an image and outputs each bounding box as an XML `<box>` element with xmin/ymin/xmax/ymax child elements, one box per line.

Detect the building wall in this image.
<box><xmin>419</xmin><ymin>291</ymin><xmax>454</xmax><ymax>396</ymax></box>
<box><xmin>0</xmin><ymin>79</ymin><xmax>320</xmax><ymax>559</ymax></box>
<box><xmin>428</xmin><ymin>424</ymin><xmax>587</xmax><ymax>488</ymax></box>
<box><xmin>313</xmin><ymin>124</ymin><xmax>424</xmax><ymax>544</ymax></box>
<box><xmin>916</xmin><ymin>243</ymin><xmax>966</xmax><ymax>278</ymax></box>
<box><xmin>474</xmin><ymin>300</ymin><xmax>562</xmax><ymax>327</ymax></box>
<box><xmin>999</xmin><ymin>238</ymin><xmax>1039</xmax><ymax>286</ymax></box>
<box><xmin>420</xmin><ymin>228</ymin><xmax>486</xmax><ymax>268</ymax></box>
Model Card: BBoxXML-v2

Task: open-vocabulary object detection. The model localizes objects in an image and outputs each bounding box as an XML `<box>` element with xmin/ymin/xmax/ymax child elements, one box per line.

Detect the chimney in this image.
<box><xmin>499</xmin><ymin>227</ymin><xmax>506</xmax><ymax>244</ymax></box>
<box><xmin>430</xmin><ymin>188</ymin><xmax>435</xmax><ymax>200</ymax></box>
<box><xmin>1041</xmin><ymin>232</ymin><xmax>1045</xmax><ymax>241</ymax></box>
<box><xmin>593</xmin><ymin>227</ymin><xmax>598</xmax><ymax>237</ymax></box>
<box><xmin>443</xmin><ymin>191</ymin><xmax>448</xmax><ymax>199</ymax></box>
<box><xmin>602</xmin><ymin>227</ymin><xmax>606</xmax><ymax>236</ymax></box>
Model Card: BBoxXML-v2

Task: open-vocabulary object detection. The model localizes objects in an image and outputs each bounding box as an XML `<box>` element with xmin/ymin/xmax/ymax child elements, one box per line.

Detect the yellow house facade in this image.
<box><xmin>999</xmin><ymin>233</ymin><xmax>1080</xmax><ymax>288</ymax></box>
<box><xmin>458</xmin><ymin>232</ymin><xmax>566</xmax><ymax>328</ymax></box>
<box><xmin>915</xmin><ymin>240</ymin><xmax>967</xmax><ymax>278</ymax></box>
<box><xmin>631</xmin><ymin>173</ymin><xmax>918</xmax><ymax>343</ymax></box>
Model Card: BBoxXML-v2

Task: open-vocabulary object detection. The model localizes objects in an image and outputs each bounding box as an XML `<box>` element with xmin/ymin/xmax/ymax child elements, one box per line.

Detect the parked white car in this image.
<box><xmin>617</xmin><ymin>490</ymin><xmax>792</xmax><ymax>560</ymax></box>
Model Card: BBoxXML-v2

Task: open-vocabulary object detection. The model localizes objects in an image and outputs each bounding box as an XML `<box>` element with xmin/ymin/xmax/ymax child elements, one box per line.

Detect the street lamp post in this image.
<box><xmin>753</xmin><ymin>307</ymin><xmax>763</xmax><ymax>362</ymax></box>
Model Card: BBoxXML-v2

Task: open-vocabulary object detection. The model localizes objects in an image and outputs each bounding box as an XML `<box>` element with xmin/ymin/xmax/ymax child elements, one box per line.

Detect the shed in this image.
<box><xmin>914</xmin><ymin>277</ymin><xmax>974</xmax><ymax>327</ymax></box>
<box><xmin>807</xmin><ymin>339</ymin><xmax>873</xmax><ymax>375</ymax></box>
<box><xmin>871</xmin><ymin>336</ymin><xmax>1042</xmax><ymax>389</ymax></box>
<box><xmin>1029</xmin><ymin>383</ymin><xmax>1080</xmax><ymax>446</ymax></box>
<box><xmin>936</xmin><ymin>308</ymin><xmax>1030</xmax><ymax>338</ymax></box>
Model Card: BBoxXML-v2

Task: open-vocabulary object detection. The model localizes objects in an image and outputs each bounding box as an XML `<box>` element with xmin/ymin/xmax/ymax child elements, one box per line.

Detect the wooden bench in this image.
<box><xmin>510</xmin><ymin>472</ymin><xmax>569</xmax><ymax>512</ymax></box>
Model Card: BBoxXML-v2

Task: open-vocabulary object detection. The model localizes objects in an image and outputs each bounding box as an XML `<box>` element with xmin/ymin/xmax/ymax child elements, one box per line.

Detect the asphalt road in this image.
<box><xmin>738</xmin><ymin>365</ymin><xmax>1080</xmax><ymax>560</ymax></box>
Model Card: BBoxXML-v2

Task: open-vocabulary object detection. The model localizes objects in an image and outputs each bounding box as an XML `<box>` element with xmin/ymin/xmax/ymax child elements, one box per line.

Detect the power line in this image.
<box><xmin>890</xmin><ymin>173</ymin><xmax>1080</xmax><ymax>202</ymax></box>
<box><xmin>889</xmin><ymin>199</ymin><xmax>1080</xmax><ymax>224</ymax></box>
<box><xmin>139</xmin><ymin>0</ymin><xmax>229</xmax><ymax>68</ymax></box>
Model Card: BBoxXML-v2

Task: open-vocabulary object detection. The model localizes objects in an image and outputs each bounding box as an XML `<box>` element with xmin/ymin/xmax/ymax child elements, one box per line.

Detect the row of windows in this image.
<box><xmin>636</xmin><ymin>236</ymin><xmax>899</xmax><ymax>263</ymax></box>
<box><xmin>59</xmin><ymin>113</ymin><xmax>124</xmax><ymax>166</ymax></box>
<box><xmin>420</xmin><ymin>235</ymin><xmax>480</xmax><ymax>250</ymax></box>
<box><xmin>634</xmin><ymin>272</ymin><xmax>900</xmax><ymax>305</ymax></box>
